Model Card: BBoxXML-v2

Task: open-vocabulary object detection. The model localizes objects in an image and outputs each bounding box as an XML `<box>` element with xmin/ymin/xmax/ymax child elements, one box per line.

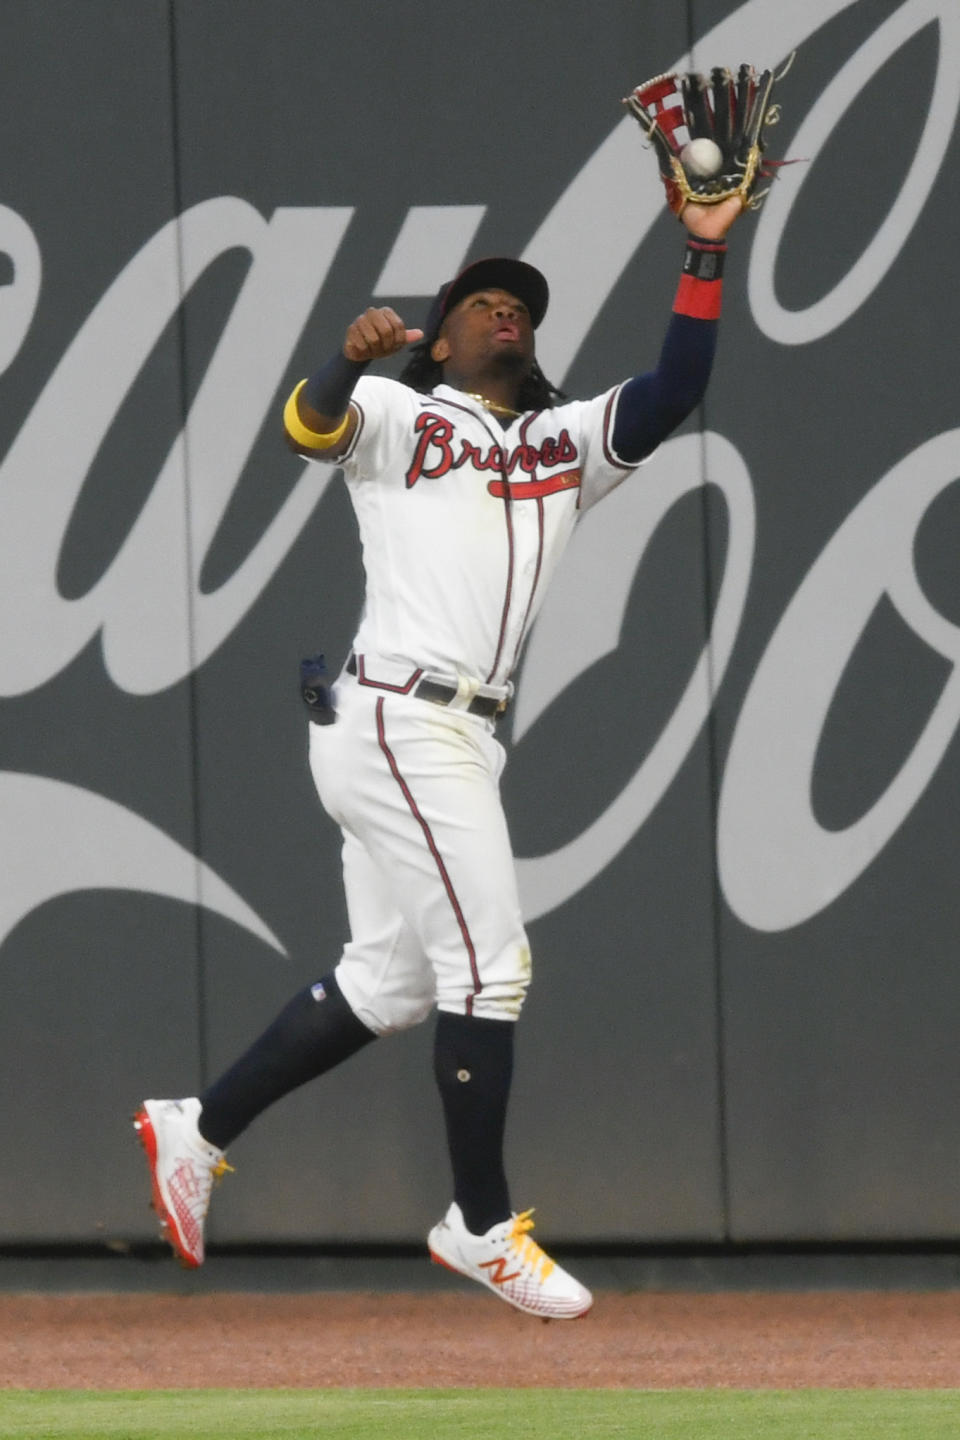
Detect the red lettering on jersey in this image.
<box><xmin>406</xmin><ymin>413</ymin><xmax>455</xmax><ymax>487</ymax></box>
<box><xmin>406</xmin><ymin>416</ymin><xmax>579</xmax><ymax>491</ymax></box>
<box><xmin>506</xmin><ymin>443</ymin><xmax>540</xmax><ymax>476</ymax></box>
<box><xmin>554</xmin><ymin>431</ymin><xmax>577</xmax><ymax>464</ymax></box>
<box><xmin>459</xmin><ymin>440</ymin><xmax>500</xmax><ymax>472</ymax></box>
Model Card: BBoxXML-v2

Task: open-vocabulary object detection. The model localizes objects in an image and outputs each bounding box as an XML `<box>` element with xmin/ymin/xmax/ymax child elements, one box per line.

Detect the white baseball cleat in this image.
<box><xmin>428</xmin><ymin>1202</ymin><xmax>592</xmax><ymax>1319</ymax></box>
<box><xmin>133</xmin><ymin>1097</ymin><xmax>233</xmax><ymax>1268</ymax></box>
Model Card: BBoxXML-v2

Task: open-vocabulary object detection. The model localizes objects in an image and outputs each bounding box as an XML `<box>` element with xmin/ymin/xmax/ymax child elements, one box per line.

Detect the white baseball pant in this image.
<box><xmin>308</xmin><ymin>674</ymin><xmax>531</xmax><ymax>1034</ymax></box>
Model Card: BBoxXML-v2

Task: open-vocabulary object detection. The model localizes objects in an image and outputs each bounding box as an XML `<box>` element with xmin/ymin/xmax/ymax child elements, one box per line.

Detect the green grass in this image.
<box><xmin>0</xmin><ymin>1390</ymin><xmax>958</xmax><ymax>1440</ymax></box>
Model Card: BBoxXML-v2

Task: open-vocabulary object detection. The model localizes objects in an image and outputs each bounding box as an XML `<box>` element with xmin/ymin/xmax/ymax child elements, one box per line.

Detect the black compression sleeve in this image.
<box><xmin>301</xmin><ymin>352</ymin><xmax>370</xmax><ymax>417</ymax></box>
<box><xmin>198</xmin><ymin>974</ymin><xmax>376</xmax><ymax>1149</ymax></box>
<box><xmin>610</xmin><ymin>312</ymin><xmax>718</xmax><ymax>464</ymax></box>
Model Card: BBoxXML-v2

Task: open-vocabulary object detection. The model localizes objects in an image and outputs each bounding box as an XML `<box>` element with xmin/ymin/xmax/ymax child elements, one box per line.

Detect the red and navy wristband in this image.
<box><xmin>673</xmin><ymin>235</ymin><xmax>726</xmax><ymax>320</ymax></box>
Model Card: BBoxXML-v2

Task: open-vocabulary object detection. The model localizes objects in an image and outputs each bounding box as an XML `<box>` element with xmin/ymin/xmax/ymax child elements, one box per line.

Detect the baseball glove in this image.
<box><xmin>623</xmin><ymin>61</ymin><xmax>789</xmax><ymax>214</ymax></box>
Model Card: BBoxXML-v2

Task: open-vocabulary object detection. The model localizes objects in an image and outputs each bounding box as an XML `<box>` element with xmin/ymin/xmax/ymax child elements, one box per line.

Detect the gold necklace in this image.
<box><xmin>463</xmin><ymin>391</ymin><xmax>522</xmax><ymax>419</ymax></box>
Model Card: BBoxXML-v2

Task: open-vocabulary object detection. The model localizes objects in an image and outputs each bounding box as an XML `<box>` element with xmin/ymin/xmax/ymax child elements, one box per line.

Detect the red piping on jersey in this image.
<box><xmin>355</xmin><ymin>654</ymin><xmax>424</xmax><ymax>693</ymax></box>
<box><xmin>438</xmin><ymin>399</ymin><xmax>517</xmax><ymax>687</ymax></box>
<box><xmin>510</xmin><ymin>493</ymin><xmax>546</xmax><ymax>675</ymax></box>
<box><xmin>601</xmin><ymin>386</ymin><xmax>638</xmax><ymax>472</ymax></box>
<box><xmin>340</xmin><ymin>399</ymin><xmax>365</xmax><ymax>462</ymax></box>
<box><xmin>375</xmin><ymin>698</ymin><xmax>482</xmax><ymax>1011</ymax></box>
<box><xmin>486</xmin><ymin>482</ymin><xmax>514</xmax><ymax>684</ymax></box>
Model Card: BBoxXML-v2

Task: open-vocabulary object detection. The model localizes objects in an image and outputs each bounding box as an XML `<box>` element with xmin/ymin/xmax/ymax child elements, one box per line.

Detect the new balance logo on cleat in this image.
<box><xmin>479</xmin><ymin>1255</ymin><xmax>523</xmax><ymax>1286</ymax></box>
<box><xmin>427</xmin><ymin>1201</ymin><xmax>592</xmax><ymax>1320</ymax></box>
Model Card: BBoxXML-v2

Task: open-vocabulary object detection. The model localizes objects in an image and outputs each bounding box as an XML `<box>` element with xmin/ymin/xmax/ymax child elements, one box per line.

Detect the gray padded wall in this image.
<box><xmin>0</xmin><ymin>2</ymin><xmax>203</xmax><ymax>1240</ymax></box>
<box><xmin>695</xmin><ymin>0</ymin><xmax>960</xmax><ymax>1239</ymax></box>
<box><xmin>0</xmin><ymin>0</ymin><xmax>956</xmax><ymax>1245</ymax></box>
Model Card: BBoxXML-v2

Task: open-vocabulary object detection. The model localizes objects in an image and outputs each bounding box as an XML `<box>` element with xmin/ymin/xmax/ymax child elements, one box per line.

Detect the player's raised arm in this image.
<box><xmin>606</xmin><ymin>61</ymin><xmax>786</xmax><ymax>463</ymax></box>
<box><xmin>283</xmin><ymin>307</ymin><xmax>424</xmax><ymax>459</ymax></box>
<box><xmin>605</xmin><ymin>197</ymin><xmax>742</xmax><ymax>465</ymax></box>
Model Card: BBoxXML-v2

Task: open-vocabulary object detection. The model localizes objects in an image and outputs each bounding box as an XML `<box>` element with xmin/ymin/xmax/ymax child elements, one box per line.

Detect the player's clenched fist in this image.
<box><xmin>344</xmin><ymin>307</ymin><xmax>424</xmax><ymax>362</ymax></box>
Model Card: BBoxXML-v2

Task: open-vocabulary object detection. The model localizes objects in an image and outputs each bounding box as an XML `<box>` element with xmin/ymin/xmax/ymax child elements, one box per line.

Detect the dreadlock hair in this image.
<box><xmin>397</xmin><ymin>339</ymin><xmax>565</xmax><ymax>410</ymax></box>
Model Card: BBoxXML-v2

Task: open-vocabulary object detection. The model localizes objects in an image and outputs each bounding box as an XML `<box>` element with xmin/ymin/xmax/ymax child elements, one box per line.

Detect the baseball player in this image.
<box><xmin>135</xmin><ymin>181</ymin><xmax>743</xmax><ymax>1319</ymax></box>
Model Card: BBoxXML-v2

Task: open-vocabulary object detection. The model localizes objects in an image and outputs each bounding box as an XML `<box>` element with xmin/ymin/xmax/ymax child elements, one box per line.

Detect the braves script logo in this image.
<box><xmin>0</xmin><ymin>0</ymin><xmax>958</xmax><ymax>955</ymax></box>
<box><xmin>405</xmin><ymin>412</ymin><xmax>578</xmax><ymax>488</ymax></box>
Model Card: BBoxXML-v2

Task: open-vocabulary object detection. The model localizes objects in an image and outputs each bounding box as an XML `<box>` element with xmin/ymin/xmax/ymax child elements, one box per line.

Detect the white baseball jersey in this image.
<box><xmin>303</xmin><ymin>374</ymin><xmax>645</xmax><ymax>1028</ymax></box>
<box><xmin>314</xmin><ymin>376</ymin><xmax>643</xmax><ymax>689</ymax></box>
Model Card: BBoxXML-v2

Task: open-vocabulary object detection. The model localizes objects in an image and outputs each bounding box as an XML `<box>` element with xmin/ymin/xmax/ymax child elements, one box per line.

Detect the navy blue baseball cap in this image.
<box><xmin>423</xmin><ymin>257</ymin><xmax>549</xmax><ymax>343</ymax></box>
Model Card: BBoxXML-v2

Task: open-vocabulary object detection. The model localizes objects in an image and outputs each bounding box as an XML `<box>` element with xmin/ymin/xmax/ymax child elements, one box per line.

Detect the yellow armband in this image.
<box><xmin>283</xmin><ymin>379</ymin><xmax>352</xmax><ymax>450</ymax></box>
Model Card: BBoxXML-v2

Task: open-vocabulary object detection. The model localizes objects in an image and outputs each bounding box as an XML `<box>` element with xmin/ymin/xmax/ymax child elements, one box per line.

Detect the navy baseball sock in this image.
<box><xmin>197</xmin><ymin>973</ymin><xmax>376</xmax><ymax>1150</ymax></box>
<box><xmin>433</xmin><ymin>1010</ymin><xmax>514</xmax><ymax>1235</ymax></box>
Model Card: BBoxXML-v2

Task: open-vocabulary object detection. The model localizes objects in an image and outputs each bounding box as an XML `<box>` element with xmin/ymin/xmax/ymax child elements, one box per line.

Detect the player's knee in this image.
<box><xmin>374</xmin><ymin>991</ymin><xmax>436</xmax><ymax>1034</ymax></box>
<box><xmin>334</xmin><ymin>961</ymin><xmax>435</xmax><ymax>1037</ymax></box>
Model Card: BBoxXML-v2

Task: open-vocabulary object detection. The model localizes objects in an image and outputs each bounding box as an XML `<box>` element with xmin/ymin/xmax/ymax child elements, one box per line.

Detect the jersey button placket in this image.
<box><xmin>503</xmin><ymin>495</ymin><xmax>537</xmax><ymax>677</ymax></box>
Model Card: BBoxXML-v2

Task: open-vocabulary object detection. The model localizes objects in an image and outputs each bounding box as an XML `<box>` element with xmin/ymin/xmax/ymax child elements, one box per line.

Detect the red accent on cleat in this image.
<box><xmin>429</xmin><ymin>1250</ymin><xmax>460</xmax><ymax>1276</ymax></box>
<box><xmin>132</xmin><ymin>1105</ymin><xmax>201</xmax><ymax>1268</ymax></box>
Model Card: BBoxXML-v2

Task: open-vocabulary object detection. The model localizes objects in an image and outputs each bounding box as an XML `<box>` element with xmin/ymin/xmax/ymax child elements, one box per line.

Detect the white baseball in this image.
<box><xmin>681</xmin><ymin>137</ymin><xmax>724</xmax><ymax>178</ymax></box>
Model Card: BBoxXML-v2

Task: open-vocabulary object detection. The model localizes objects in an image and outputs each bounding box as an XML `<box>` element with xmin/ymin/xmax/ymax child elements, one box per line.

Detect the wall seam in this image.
<box><xmin>166</xmin><ymin>0</ymin><xmax>210</xmax><ymax>1096</ymax></box>
<box><xmin>687</xmin><ymin>0</ymin><xmax>734</xmax><ymax>1246</ymax></box>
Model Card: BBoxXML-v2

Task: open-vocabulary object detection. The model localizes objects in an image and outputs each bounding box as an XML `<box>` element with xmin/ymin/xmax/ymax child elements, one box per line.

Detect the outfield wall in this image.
<box><xmin>1</xmin><ymin>0</ymin><xmax>958</xmax><ymax>1245</ymax></box>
